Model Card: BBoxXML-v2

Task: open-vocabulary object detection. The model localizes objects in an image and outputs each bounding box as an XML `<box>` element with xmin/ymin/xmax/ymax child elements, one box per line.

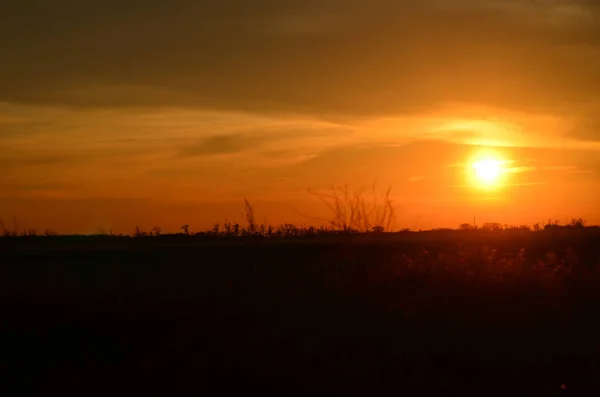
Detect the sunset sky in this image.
<box><xmin>2</xmin><ymin>0</ymin><xmax>600</xmax><ymax>234</ymax></box>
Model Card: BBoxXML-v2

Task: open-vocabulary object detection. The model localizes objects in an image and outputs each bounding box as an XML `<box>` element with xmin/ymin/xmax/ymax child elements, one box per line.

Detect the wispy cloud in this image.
<box><xmin>179</xmin><ymin>133</ymin><xmax>268</xmax><ymax>158</ymax></box>
<box><xmin>2</xmin><ymin>0</ymin><xmax>600</xmax><ymax>122</ymax></box>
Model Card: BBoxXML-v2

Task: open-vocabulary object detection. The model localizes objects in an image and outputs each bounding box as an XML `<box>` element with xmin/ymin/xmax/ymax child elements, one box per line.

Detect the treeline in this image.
<box><xmin>458</xmin><ymin>218</ymin><xmax>588</xmax><ymax>232</ymax></box>
<box><xmin>0</xmin><ymin>217</ymin><xmax>597</xmax><ymax>239</ymax></box>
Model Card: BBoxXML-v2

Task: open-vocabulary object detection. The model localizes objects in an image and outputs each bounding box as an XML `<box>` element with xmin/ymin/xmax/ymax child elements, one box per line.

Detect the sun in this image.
<box><xmin>465</xmin><ymin>149</ymin><xmax>511</xmax><ymax>190</ymax></box>
<box><xmin>472</xmin><ymin>159</ymin><xmax>503</xmax><ymax>185</ymax></box>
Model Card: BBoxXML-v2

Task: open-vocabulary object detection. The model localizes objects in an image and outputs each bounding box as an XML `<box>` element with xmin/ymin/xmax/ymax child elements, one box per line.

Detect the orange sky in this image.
<box><xmin>1</xmin><ymin>1</ymin><xmax>599</xmax><ymax>234</ymax></box>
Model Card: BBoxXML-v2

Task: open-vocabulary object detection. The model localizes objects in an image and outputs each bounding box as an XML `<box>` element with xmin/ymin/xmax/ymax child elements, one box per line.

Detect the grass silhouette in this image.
<box><xmin>1</xmin><ymin>188</ymin><xmax>600</xmax><ymax>395</ymax></box>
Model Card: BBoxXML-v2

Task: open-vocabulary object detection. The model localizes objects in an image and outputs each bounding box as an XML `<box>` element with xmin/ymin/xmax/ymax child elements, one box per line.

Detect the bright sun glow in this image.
<box><xmin>472</xmin><ymin>159</ymin><xmax>503</xmax><ymax>185</ymax></box>
<box><xmin>465</xmin><ymin>149</ymin><xmax>511</xmax><ymax>191</ymax></box>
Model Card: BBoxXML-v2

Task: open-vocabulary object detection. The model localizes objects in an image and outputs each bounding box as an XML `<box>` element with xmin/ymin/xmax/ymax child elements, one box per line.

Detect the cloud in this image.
<box><xmin>567</xmin><ymin>112</ymin><xmax>600</xmax><ymax>141</ymax></box>
<box><xmin>0</xmin><ymin>155</ymin><xmax>68</xmax><ymax>169</ymax></box>
<box><xmin>1</xmin><ymin>0</ymin><xmax>599</xmax><ymax>121</ymax></box>
<box><xmin>176</xmin><ymin>120</ymin><xmax>356</xmax><ymax>159</ymax></box>
<box><xmin>0</xmin><ymin>114</ymin><xmax>28</xmax><ymax>124</ymax></box>
<box><xmin>0</xmin><ymin>181</ymin><xmax>75</xmax><ymax>199</ymax></box>
<box><xmin>179</xmin><ymin>133</ymin><xmax>267</xmax><ymax>157</ymax></box>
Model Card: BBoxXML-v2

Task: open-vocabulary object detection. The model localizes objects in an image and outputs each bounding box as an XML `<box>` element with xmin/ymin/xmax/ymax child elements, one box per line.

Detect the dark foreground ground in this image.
<box><xmin>2</xmin><ymin>231</ymin><xmax>600</xmax><ymax>395</ymax></box>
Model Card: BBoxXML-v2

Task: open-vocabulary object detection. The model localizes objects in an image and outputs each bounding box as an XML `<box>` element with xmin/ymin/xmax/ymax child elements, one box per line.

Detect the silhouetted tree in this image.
<box><xmin>569</xmin><ymin>218</ymin><xmax>586</xmax><ymax>228</ymax></box>
<box><xmin>544</xmin><ymin>219</ymin><xmax>560</xmax><ymax>230</ymax></box>
<box><xmin>459</xmin><ymin>223</ymin><xmax>475</xmax><ymax>231</ymax></box>
<box><xmin>481</xmin><ymin>222</ymin><xmax>503</xmax><ymax>232</ymax></box>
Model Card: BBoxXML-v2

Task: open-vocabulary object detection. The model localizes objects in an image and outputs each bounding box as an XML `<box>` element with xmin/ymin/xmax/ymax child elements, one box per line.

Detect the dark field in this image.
<box><xmin>3</xmin><ymin>230</ymin><xmax>600</xmax><ymax>395</ymax></box>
